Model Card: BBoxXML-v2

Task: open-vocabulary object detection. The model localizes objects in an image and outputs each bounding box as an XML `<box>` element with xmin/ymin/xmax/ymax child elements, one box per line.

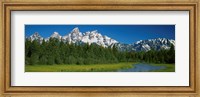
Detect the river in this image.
<box><xmin>118</xmin><ymin>63</ymin><xmax>166</xmax><ymax>72</ymax></box>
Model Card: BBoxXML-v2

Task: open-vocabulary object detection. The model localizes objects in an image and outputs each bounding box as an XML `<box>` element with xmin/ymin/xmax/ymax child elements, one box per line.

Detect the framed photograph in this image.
<box><xmin>0</xmin><ymin>0</ymin><xmax>199</xmax><ymax>97</ymax></box>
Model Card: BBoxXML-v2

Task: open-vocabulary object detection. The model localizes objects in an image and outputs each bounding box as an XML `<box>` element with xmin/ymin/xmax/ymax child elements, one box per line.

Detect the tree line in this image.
<box><xmin>25</xmin><ymin>38</ymin><xmax>175</xmax><ymax>65</ymax></box>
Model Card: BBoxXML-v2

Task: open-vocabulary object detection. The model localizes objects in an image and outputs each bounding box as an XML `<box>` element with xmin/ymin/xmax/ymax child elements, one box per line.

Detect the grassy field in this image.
<box><xmin>25</xmin><ymin>62</ymin><xmax>175</xmax><ymax>72</ymax></box>
<box><xmin>150</xmin><ymin>63</ymin><xmax>175</xmax><ymax>72</ymax></box>
<box><xmin>25</xmin><ymin>62</ymin><xmax>134</xmax><ymax>72</ymax></box>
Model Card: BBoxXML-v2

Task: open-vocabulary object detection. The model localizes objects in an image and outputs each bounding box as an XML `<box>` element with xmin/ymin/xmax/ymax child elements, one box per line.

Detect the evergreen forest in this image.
<box><xmin>25</xmin><ymin>38</ymin><xmax>175</xmax><ymax>65</ymax></box>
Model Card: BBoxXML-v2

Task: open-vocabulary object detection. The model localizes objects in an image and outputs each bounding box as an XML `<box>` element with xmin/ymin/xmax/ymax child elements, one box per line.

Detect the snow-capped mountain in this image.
<box><xmin>114</xmin><ymin>38</ymin><xmax>175</xmax><ymax>52</ymax></box>
<box><xmin>113</xmin><ymin>43</ymin><xmax>135</xmax><ymax>52</ymax></box>
<box><xmin>27</xmin><ymin>27</ymin><xmax>175</xmax><ymax>52</ymax></box>
<box><xmin>28</xmin><ymin>27</ymin><xmax>118</xmax><ymax>47</ymax></box>
<box><xmin>62</xmin><ymin>27</ymin><xmax>118</xmax><ymax>47</ymax></box>
<box><xmin>28</xmin><ymin>32</ymin><xmax>43</xmax><ymax>43</ymax></box>
<box><xmin>132</xmin><ymin>38</ymin><xmax>175</xmax><ymax>51</ymax></box>
<box><xmin>50</xmin><ymin>32</ymin><xmax>62</xmax><ymax>39</ymax></box>
<box><xmin>62</xmin><ymin>27</ymin><xmax>83</xmax><ymax>43</ymax></box>
<box><xmin>44</xmin><ymin>32</ymin><xmax>62</xmax><ymax>41</ymax></box>
<box><xmin>81</xmin><ymin>30</ymin><xmax>118</xmax><ymax>47</ymax></box>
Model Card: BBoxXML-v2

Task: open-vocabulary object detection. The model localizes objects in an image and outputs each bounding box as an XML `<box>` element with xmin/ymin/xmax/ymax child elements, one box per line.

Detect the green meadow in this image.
<box><xmin>25</xmin><ymin>62</ymin><xmax>134</xmax><ymax>72</ymax></box>
<box><xmin>25</xmin><ymin>62</ymin><xmax>175</xmax><ymax>72</ymax></box>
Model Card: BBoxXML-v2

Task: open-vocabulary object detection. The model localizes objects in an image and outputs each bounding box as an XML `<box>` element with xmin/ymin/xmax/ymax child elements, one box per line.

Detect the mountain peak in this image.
<box><xmin>71</xmin><ymin>27</ymin><xmax>80</xmax><ymax>34</ymax></box>
<box><xmin>53</xmin><ymin>32</ymin><xmax>59</xmax><ymax>34</ymax></box>
<box><xmin>91</xmin><ymin>30</ymin><xmax>98</xmax><ymax>33</ymax></box>
<box><xmin>32</xmin><ymin>32</ymin><xmax>40</xmax><ymax>36</ymax></box>
<box><xmin>30</xmin><ymin>32</ymin><xmax>41</xmax><ymax>37</ymax></box>
<box><xmin>50</xmin><ymin>32</ymin><xmax>62</xmax><ymax>39</ymax></box>
<box><xmin>29</xmin><ymin>32</ymin><xmax>43</xmax><ymax>42</ymax></box>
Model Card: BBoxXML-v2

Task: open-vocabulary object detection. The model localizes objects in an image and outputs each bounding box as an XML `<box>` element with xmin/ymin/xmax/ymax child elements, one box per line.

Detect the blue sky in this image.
<box><xmin>25</xmin><ymin>25</ymin><xmax>175</xmax><ymax>44</ymax></box>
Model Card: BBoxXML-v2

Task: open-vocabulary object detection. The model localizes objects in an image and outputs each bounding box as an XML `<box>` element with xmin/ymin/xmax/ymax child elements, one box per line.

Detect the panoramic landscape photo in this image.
<box><xmin>25</xmin><ymin>25</ymin><xmax>175</xmax><ymax>72</ymax></box>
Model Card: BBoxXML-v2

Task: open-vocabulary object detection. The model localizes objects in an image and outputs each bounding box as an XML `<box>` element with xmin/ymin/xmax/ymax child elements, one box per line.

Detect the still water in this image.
<box><xmin>118</xmin><ymin>63</ymin><xmax>166</xmax><ymax>72</ymax></box>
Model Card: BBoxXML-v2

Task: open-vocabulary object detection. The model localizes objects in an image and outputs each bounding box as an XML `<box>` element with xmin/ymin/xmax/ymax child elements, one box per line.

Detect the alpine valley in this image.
<box><xmin>27</xmin><ymin>27</ymin><xmax>175</xmax><ymax>52</ymax></box>
<box><xmin>25</xmin><ymin>27</ymin><xmax>175</xmax><ymax>72</ymax></box>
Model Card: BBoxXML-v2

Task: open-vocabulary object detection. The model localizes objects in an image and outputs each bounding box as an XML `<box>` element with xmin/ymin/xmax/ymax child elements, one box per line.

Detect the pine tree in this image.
<box><xmin>30</xmin><ymin>53</ymin><xmax>39</xmax><ymax>65</ymax></box>
<box><xmin>25</xmin><ymin>38</ymin><xmax>175</xmax><ymax>65</ymax></box>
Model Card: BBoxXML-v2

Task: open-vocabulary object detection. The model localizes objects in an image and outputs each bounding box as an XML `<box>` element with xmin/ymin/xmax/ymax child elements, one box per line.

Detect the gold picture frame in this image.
<box><xmin>0</xmin><ymin>0</ymin><xmax>199</xmax><ymax>97</ymax></box>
